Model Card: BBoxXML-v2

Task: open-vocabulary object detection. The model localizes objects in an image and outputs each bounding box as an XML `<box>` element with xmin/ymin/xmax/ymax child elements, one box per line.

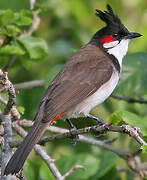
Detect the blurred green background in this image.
<box><xmin>0</xmin><ymin>0</ymin><xmax>147</xmax><ymax>179</ymax></box>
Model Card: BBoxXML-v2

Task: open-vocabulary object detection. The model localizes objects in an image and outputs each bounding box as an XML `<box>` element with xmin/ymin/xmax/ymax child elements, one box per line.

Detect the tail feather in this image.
<box><xmin>4</xmin><ymin>120</ymin><xmax>47</xmax><ymax>175</ymax></box>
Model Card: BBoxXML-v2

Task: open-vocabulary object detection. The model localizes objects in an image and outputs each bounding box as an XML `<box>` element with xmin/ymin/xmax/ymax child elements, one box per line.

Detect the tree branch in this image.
<box><xmin>0</xmin><ymin>115</ymin><xmax>18</xmax><ymax>180</ymax></box>
<box><xmin>13</xmin><ymin>80</ymin><xmax>147</xmax><ymax>106</ymax></box>
<box><xmin>14</xmin><ymin>119</ymin><xmax>147</xmax><ymax>146</ymax></box>
<box><xmin>11</xmin><ymin>121</ymin><xmax>147</xmax><ymax>177</ymax></box>
<box><xmin>0</xmin><ymin>70</ymin><xmax>18</xmax><ymax>179</ymax></box>
<box><xmin>13</xmin><ymin>123</ymin><xmax>86</xmax><ymax>180</ymax></box>
<box><xmin>0</xmin><ymin>70</ymin><xmax>20</xmax><ymax>120</ymax></box>
<box><xmin>111</xmin><ymin>94</ymin><xmax>147</xmax><ymax>104</ymax></box>
<box><xmin>39</xmin><ymin>124</ymin><xmax>147</xmax><ymax>146</ymax></box>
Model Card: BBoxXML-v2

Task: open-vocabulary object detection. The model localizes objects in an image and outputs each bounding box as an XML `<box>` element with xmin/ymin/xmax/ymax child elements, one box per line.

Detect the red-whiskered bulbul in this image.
<box><xmin>4</xmin><ymin>5</ymin><xmax>142</xmax><ymax>175</ymax></box>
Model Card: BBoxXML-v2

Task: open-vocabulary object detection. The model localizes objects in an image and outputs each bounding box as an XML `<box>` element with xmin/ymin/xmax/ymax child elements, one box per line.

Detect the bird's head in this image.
<box><xmin>92</xmin><ymin>5</ymin><xmax>142</xmax><ymax>50</ymax></box>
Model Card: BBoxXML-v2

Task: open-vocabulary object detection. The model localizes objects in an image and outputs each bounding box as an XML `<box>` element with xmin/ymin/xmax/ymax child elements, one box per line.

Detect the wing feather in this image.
<box><xmin>37</xmin><ymin>44</ymin><xmax>114</xmax><ymax>122</ymax></box>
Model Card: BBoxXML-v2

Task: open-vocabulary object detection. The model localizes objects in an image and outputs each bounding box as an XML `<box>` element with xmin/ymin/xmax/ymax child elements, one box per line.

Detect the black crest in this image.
<box><xmin>96</xmin><ymin>4</ymin><xmax>122</xmax><ymax>27</ymax></box>
<box><xmin>94</xmin><ymin>4</ymin><xmax>129</xmax><ymax>36</ymax></box>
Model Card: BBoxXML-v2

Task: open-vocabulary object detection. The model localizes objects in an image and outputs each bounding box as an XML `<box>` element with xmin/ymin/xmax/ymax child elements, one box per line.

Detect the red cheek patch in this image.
<box><xmin>101</xmin><ymin>35</ymin><xmax>115</xmax><ymax>44</ymax></box>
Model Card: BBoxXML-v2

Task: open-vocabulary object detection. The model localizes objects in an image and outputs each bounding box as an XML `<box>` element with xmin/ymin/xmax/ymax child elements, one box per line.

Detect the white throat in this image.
<box><xmin>107</xmin><ymin>39</ymin><xmax>130</xmax><ymax>67</ymax></box>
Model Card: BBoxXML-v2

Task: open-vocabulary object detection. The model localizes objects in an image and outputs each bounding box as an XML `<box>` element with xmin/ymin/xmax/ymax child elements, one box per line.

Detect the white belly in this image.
<box><xmin>66</xmin><ymin>70</ymin><xmax>119</xmax><ymax>118</ymax></box>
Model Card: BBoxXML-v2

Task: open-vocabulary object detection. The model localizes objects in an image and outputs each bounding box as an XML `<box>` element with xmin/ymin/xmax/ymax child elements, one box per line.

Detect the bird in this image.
<box><xmin>4</xmin><ymin>4</ymin><xmax>142</xmax><ymax>175</ymax></box>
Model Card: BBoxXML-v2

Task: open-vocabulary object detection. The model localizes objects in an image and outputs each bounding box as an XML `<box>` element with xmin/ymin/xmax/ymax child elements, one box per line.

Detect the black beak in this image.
<box><xmin>125</xmin><ymin>32</ymin><xmax>142</xmax><ymax>39</ymax></box>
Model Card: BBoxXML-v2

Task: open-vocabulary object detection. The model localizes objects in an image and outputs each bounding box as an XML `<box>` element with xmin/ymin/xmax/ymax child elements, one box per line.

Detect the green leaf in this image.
<box><xmin>93</xmin><ymin>152</ymin><xmax>118</xmax><ymax>179</ymax></box>
<box><xmin>0</xmin><ymin>44</ymin><xmax>25</xmax><ymax>55</ymax></box>
<box><xmin>23</xmin><ymin>156</ymin><xmax>42</xmax><ymax>180</ymax></box>
<box><xmin>115</xmin><ymin>53</ymin><xmax>147</xmax><ymax>96</ymax></box>
<box><xmin>0</xmin><ymin>25</ymin><xmax>20</xmax><ymax>37</ymax></box>
<box><xmin>141</xmin><ymin>145</ymin><xmax>147</xmax><ymax>153</ymax></box>
<box><xmin>13</xmin><ymin>10</ymin><xmax>32</xmax><ymax>26</ymax></box>
<box><xmin>23</xmin><ymin>160</ymin><xmax>36</xmax><ymax>180</ymax></box>
<box><xmin>56</xmin><ymin>153</ymin><xmax>100</xmax><ymax>180</ymax></box>
<box><xmin>7</xmin><ymin>25</ymin><xmax>20</xmax><ymax>36</ymax></box>
<box><xmin>40</xmin><ymin>162</ymin><xmax>55</xmax><ymax>180</ymax></box>
<box><xmin>17</xmin><ymin>34</ymin><xmax>48</xmax><ymax>60</ymax></box>
<box><xmin>109</xmin><ymin>110</ymin><xmax>147</xmax><ymax>137</ymax></box>
<box><xmin>17</xmin><ymin>106</ymin><xmax>25</xmax><ymax>115</ymax></box>
<box><xmin>0</xmin><ymin>10</ymin><xmax>14</xmax><ymax>25</ymax></box>
<box><xmin>109</xmin><ymin>111</ymin><xmax>123</xmax><ymax>125</ymax></box>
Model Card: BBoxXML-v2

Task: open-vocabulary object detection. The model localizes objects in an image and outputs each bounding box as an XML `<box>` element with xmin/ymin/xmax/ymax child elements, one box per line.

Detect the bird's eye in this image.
<box><xmin>113</xmin><ymin>33</ymin><xmax>118</xmax><ymax>38</ymax></box>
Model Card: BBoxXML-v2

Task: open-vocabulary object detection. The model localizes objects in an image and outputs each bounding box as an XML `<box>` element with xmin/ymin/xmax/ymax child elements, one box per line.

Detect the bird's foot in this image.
<box><xmin>87</xmin><ymin>114</ymin><xmax>105</xmax><ymax>125</ymax></box>
<box><xmin>87</xmin><ymin>114</ymin><xmax>106</xmax><ymax>137</ymax></box>
<box><xmin>66</xmin><ymin>119</ymin><xmax>79</xmax><ymax>145</ymax></box>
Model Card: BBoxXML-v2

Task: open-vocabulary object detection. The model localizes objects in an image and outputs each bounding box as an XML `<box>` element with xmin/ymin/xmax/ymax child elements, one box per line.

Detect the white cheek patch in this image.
<box><xmin>103</xmin><ymin>40</ymin><xmax>119</xmax><ymax>49</ymax></box>
<box><xmin>107</xmin><ymin>39</ymin><xmax>130</xmax><ymax>67</ymax></box>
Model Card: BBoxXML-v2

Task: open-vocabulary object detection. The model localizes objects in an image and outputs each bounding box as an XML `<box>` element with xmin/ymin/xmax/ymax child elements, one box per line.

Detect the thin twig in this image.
<box><xmin>63</xmin><ymin>165</ymin><xmax>85</xmax><ymax>179</ymax></box>
<box><xmin>3</xmin><ymin>56</ymin><xmax>17</xmax><ymax>72</ymax></box>
<box><xmin>28</xmin><ymin>13</ymin><xmax>40</xmax><ymax>35</ymax></box>
<box><xmin>29</xmin><ymin>0</ymin><xmax>35</xmax><ymax>10</ymax></box>
<box><xmin>13</xmin><ymin>80</ymin><xmax>147</xmax><ymax>106</ymax></box>
<box><xmin>111</xmin><ymin>94</ymin><xmax>147</xmax><ymax>104</ymax></box>
<box><xmin>28</xmin><ymin>0</ymin><xmax>40</xmax><ymax>35</ymax></box>
<box><xmin>0</xmin><ymin>95</ymin><xmax>7</xmax><ymax>105</ymax></box>
<box><xmin>79</xmin><ymin>135</ymin><xmax>130</xmax><ymax>159</ymax></box>
<box><xmin>14</xmin><ymin>80</ymin><xmax>45</xmax><ymax>90</ymax></box>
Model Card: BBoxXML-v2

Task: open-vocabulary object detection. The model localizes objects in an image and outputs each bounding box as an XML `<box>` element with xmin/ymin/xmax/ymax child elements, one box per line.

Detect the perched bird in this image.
<box><xmin>4</xmin><ymin>4</ymin><xmax>142</xmax><ymax>175</ymax></box>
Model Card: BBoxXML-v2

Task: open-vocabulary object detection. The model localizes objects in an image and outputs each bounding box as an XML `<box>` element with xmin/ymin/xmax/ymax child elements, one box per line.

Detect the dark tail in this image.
<box><xmin>4</xmin><ymin>117</ymin><xmax>47</xmax><ymax>175</ymax></box>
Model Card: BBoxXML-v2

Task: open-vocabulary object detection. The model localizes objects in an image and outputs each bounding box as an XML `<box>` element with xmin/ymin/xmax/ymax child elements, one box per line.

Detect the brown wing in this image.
<box><xmin>39</xmin><ymin>44</ymin><xmax>114</xmax><ymax>122</ymax></box>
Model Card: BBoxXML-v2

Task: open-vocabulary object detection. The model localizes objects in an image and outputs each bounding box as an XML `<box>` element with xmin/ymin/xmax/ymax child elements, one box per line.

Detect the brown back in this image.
<box><xmin>38</xmin><ymin>43</ymin><xmax>116</xmax><ymax>122</ymax></box>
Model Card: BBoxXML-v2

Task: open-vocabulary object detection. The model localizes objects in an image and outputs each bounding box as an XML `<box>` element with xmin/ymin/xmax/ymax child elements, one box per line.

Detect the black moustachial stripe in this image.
<box><xmin>106</xmin><ymin>53</ymin><xmax>120</xmax><ymax>73</ymax></box>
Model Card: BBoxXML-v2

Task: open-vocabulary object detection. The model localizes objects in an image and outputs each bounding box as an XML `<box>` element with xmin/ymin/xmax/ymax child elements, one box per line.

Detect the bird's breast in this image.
<box><xmin>66</xmin><ymin>70</ymin><xmax>120</xmax><ymax>118</ymax></box>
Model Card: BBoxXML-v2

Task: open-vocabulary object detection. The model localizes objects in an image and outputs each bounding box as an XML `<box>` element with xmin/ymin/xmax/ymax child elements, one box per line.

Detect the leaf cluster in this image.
<box><xmin>0</xmin><ymin>9</ymin><xmax>48</xmax><ymax>60</ymax></box>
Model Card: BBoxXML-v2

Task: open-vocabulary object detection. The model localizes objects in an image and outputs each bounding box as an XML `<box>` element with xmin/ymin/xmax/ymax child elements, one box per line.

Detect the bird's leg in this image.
<box><xmin>87</xmin><ymin>114</ymin><xmax>106</xmax><ymax>138</ymax></box>
<box><xmin>66</xmin><ymin>119</ymin><xmax>79</xmax><ymax>145</ymax></box>
<box><xmin>87</xmin><ymin>114</ymin><xmax>105</xmax><ymax>125</ymax></box>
